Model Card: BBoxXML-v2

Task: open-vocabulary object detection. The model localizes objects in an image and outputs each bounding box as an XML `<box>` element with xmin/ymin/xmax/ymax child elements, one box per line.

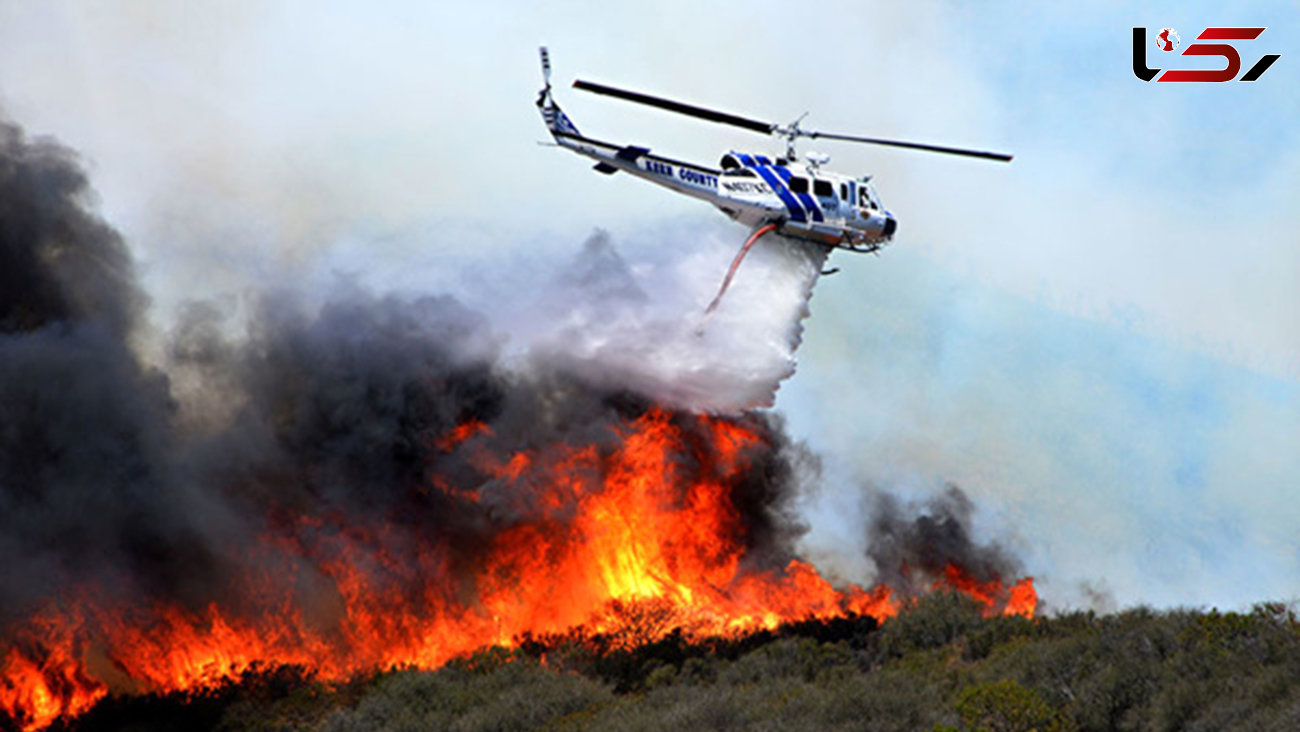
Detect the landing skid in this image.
<box><xmin>837</xmin><ymin>241</ymin><xmax>883</xmax><ymax>254</ymax></box>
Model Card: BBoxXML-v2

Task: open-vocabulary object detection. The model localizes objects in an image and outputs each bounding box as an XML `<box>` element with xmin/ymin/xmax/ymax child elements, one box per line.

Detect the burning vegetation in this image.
<box><xmin>0</xmin><ymin>119</ymin><xmax>1034</xmax><ymax>731</ymax></box>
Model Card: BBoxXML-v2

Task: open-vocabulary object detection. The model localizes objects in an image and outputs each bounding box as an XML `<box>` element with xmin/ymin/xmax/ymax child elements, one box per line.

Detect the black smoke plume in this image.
<box><xmin>0</xmin><ymin>119</ymin><xmax>190</xmax><ymax>623</ymax></box>
<box><xmin>865</xmin><ymin>485</ymin><xmax>1025</xmax><ymax>597</ymax></box>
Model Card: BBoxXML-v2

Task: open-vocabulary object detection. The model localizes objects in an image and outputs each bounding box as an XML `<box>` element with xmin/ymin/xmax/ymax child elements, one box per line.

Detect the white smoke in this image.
<box><xmin>490</xmin><ymin>226</ymin><xmax>828</xmax><ymax>412</ymax></box>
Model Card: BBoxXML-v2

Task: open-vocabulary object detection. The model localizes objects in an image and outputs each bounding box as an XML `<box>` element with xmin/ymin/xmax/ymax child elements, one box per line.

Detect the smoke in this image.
<box><xmin>0</xmin><ymin>122</ymin><xmax>141</xmax><ymax>337</ymax></box>
<box><xmin>864</xmin><ymin>485</ymin><xmax>1025</xmax><ymax>599</ymax></box>
<box><xmin>0</xmin><ymin>115</ymin><xmax>1030</xmax><ymax>676</ymax></box>
<box><xmin>482</xmin><ymin>225</ymin><xmax>828</xmax><ymax>412</ymax></box>
<box><xmin>0</xmin><ymin>120</ymin><xmax>206</xmax><ymax>623</ymax></box>
<box><xmin>0</xmin><ymin>116</ymin><xmax>824</xmax><ymax>631</ymax></box>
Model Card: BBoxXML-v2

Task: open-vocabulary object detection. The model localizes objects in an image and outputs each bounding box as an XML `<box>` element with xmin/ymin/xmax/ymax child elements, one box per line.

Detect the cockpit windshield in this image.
<box><xmin>858</xmin><ymin>182</ymin><xmax>881</xmax><ymax>211</ymax></box>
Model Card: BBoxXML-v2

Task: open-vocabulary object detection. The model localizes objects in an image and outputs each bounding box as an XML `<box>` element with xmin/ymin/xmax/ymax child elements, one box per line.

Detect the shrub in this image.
<box><xmin>877</xmin><ymin>591</ymin><xmax>986</xmax><ymax>659</ymax></box>
<box><xmin>956</xmin><ymin>680</ymin><xmax>1072</xmax><ymax>732</ymax></box>
<box><xmin>316</xmin><ymin>662</ymin><xmax>611</xmax><ymax>732</ymax></box>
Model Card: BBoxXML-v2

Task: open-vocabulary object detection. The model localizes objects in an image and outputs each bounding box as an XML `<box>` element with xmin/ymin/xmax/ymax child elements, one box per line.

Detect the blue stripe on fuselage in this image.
<box><xmin>772</xmin><ymin>166</ymin><xmax>824</xmax><ymax>222</ymax></box>
<box><xmin>738</xmin><ymin>154</ymin><xmax>805</xmax><ymax>223</ymax></box>
<box><xmin>754</xmin><ymin>166</ymin><xmax>806</xmax><ymax>222</ymax></box>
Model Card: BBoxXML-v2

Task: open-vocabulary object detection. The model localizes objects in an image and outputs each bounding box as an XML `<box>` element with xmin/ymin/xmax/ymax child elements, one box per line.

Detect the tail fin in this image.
<box><xmin>537</xmin><ymin>47</ymin><xmax>581</xmax><ymax>138</ymax></box>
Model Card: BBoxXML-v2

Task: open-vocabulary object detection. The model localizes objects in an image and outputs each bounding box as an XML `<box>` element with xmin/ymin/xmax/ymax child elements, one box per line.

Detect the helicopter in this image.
<box><xmin>535</xmin><ymin>47</ymin><xmax>1012</xmax><ymax>312</ymax></box>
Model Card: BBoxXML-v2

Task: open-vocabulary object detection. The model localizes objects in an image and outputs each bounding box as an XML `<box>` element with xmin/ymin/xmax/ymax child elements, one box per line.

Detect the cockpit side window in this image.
<box><xmin>722</xmin><ymin>168</ymin><xmax>757</xmax><ymax>178</ymax></box>
<box><xmin>858</xmin><ymin>187</ymin><xmax>876</xmax><ymax>210</ymax></box>
<box><xmin>788</xmin><ymin>176</ymin><xmax>809</xmax><ymax>194</ymax></box>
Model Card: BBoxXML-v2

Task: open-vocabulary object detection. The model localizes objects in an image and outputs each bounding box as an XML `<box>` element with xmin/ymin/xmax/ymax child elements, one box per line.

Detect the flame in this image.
<box><xmin>1005</xmin><ymin>578</ymin><xmax>1039</xmax><ymax>619</ymax></box>
<box><xmin>0</xmin><ymin>609</ymin><xmax>105</xmax><ymax>732</ymax></box>
<box><xmin>936</xmin><ymin>564</ymin><xmax>1038</xmax><ymax>619</ymax></box>
<box><xmin>1</xmin><ymin>408</ymin><xmax>1035</xmax><ymax>730</ymax></box>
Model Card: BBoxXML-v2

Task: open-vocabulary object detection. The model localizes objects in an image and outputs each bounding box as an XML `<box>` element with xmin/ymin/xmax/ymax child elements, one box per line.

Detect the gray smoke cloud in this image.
<box><xmin>0</xmin><ymin>122</ymin><xmax>141</xmax><ymax>336</ymax></box>
<box><xmin>0</xmin><ymin>117</ymin><xmax>826</xmax><ymax>635</ymax></box>
<box><xmin>0</xmin><ymin>119</ymin><xmax>207</xmax><ymax>622</ymax></box>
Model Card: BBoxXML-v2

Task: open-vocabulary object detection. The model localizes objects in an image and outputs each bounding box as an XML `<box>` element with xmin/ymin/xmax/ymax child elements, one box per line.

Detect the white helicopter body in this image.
<box><xmin>535</xmin><ymin>48</ymin><xmax>1010</xmax><ymax>309</ymax></box>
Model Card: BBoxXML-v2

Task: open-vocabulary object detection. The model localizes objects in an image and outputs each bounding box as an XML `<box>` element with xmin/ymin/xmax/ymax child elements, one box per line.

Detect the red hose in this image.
<box><xmin>705</xmin><ymin>223</ymin><xmax>778</xmax><ymax>315</ymax></box>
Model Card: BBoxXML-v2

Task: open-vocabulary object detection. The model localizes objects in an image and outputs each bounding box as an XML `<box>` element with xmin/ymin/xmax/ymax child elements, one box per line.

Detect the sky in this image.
<box><xmin>0</xmin><ymin>0</ymin><xmax>1296</xmax><ymax>611</ymax></box>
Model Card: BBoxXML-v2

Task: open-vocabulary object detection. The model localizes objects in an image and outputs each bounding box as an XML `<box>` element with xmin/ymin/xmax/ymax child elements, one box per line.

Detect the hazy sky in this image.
<box><xmin>1</xmin><ymin>1</ymin><xmax>1296</xmax><ymax>611</ymax></box>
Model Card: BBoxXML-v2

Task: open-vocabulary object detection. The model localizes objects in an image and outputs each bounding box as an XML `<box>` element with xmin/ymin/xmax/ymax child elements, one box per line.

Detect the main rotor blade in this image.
<box><xmin>808</xmin><ymin>131</ymin><xmax>1013</xmax><ymax>162</ymax></box>
<box><xmin>572</xmin><ymin>78</ymin><xmax>1013</xmax><ymax>162</ymax></box>
<box><xmin>573</xmin><ymin>80</ymin><xmax>775</xmax><ymax>135</ymax></box>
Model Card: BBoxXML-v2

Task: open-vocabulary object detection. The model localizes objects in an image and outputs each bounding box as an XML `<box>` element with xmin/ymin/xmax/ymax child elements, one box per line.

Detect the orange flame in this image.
<box><xmin>1</xmin><ymin>609</ymin><xmax>105</xmax><ymax>732</ymax></box>
<box><xmin>0</xmin><ymin>408</ymin><xmax>1035</xmax><ymax>730</ymax></box>
<box><xmin>936</xmin><ymin>564</ymin><xmax>1038</xmax><ymax>618</ymax></box>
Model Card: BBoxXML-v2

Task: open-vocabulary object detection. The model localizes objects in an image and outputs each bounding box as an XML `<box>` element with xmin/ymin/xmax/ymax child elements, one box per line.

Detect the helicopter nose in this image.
<box><xmin>882</xmin><ymin>215</ymin><xmax>897</xmax><ymax>239</ymax></box>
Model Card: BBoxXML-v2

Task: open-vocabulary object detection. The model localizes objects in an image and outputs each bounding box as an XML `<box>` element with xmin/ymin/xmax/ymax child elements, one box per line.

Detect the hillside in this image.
<box><xmin>37</xmin><ymin>593</ymin><xmax>1300</xmax><ymax>732</ymax></box>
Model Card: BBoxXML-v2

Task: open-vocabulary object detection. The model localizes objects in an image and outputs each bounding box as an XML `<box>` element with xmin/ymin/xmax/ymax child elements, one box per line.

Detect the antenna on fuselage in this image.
<box><xmin>805</xmin><ymin>152</ymin><xmax>830</xmax><ymax>171</ymax></box>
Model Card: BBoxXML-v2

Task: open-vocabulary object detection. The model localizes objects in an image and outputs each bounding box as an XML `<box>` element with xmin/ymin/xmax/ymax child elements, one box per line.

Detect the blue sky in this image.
<box><xmin>0</xmin><ymin>1</ymin><xmax>1295</xmax><ymax>611</ymax></box>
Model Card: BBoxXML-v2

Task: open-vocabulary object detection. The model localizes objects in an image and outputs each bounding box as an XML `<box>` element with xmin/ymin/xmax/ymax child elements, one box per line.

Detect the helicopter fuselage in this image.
<box><xmin>548</xmin><ymin>125</ymin><xmax>897</xmax><ymax>253</ymax></box>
